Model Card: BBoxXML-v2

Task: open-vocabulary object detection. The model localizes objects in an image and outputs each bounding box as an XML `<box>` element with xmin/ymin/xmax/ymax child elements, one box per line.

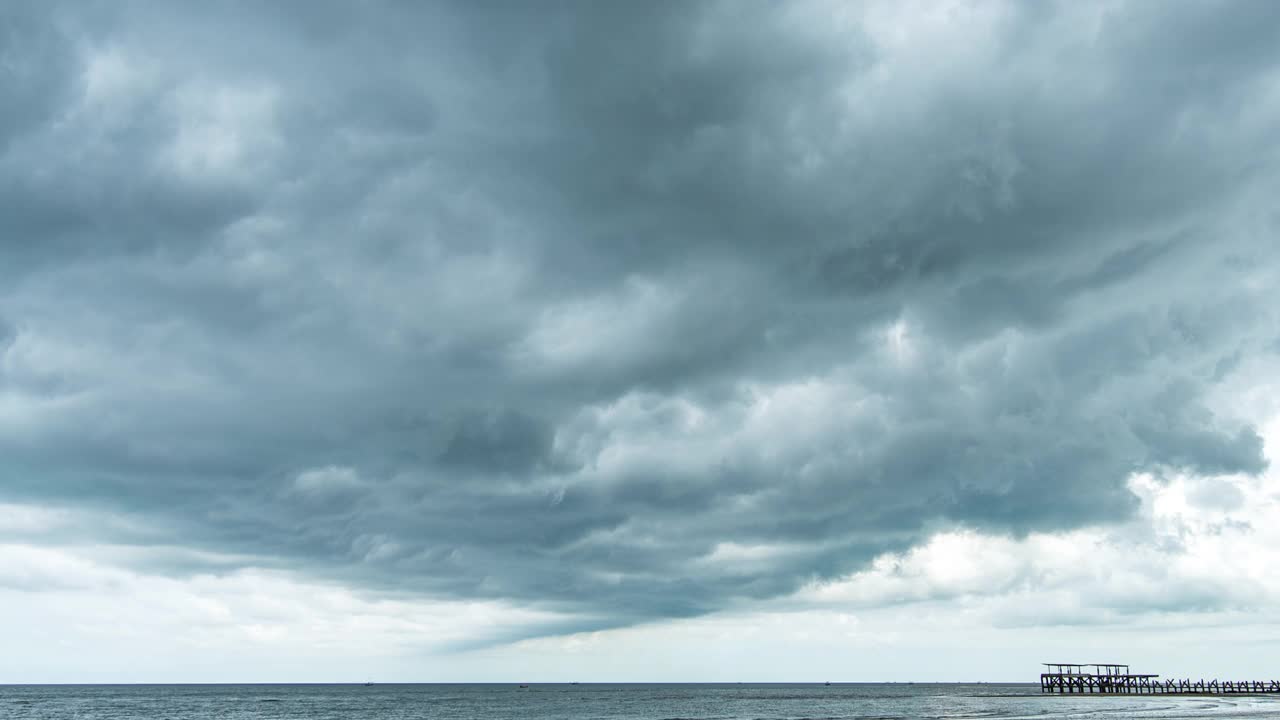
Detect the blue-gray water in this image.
<box><xmin>4</xmin><ymin>683</ymin><xmax>1279</xmax><ymax>719</ymax></box>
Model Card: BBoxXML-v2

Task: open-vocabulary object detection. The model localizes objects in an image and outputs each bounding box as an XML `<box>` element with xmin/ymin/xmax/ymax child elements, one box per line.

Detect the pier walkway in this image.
<box><xmin>1041</xmin><ymin>663</ymin><xmax>1280</xmax><ymax>695</ymax></box>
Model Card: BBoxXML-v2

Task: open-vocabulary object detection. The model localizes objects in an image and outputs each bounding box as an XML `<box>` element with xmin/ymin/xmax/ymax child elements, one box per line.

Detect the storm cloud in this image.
<box><xmin>2</xmin><ymin>0</ymin><xmax>1278</xmax><ymax>641</ymax></box>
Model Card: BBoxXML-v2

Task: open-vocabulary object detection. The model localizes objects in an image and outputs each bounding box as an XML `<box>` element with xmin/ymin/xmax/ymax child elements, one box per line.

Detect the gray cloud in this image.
<box><xmin>1</xmin><ymin>0</ymin><xmax>1277</xmax><ymax>639</ymax></box>
<box><xmin>439</xmin><ymin>409</ymin><xmax>559</xmax><ymax>474</ymax></box>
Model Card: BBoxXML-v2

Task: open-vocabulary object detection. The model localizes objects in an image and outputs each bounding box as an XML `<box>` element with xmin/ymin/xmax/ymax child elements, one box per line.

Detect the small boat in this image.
<box><xmin>825</xmin><ymin>681</ymin><xmax>831</xmax><ymax>686</ymax></box>
<box><xmin>519</xmin><ymin>684</ymin><xmax>529</xmax><ymax>689</ymax></box>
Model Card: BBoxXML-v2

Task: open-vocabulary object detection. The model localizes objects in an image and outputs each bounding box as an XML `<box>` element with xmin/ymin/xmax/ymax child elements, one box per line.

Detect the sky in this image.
<box><xmin>2</xmin><ymin>0</ymin><xmax>1280</xmax><ymax>683</ymax></box>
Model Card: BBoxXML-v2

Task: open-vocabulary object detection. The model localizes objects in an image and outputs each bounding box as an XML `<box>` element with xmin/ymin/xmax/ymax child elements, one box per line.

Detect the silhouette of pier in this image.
<box><xmin>1041</xmin><ymin>664</ymin><xmax>1280</xmax><ymax>695</ymax></box>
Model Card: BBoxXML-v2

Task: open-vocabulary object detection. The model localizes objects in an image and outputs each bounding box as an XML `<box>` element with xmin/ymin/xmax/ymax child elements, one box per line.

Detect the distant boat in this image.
<box><xmin>364</xmin><ymin>680</ymin><xmax>374</xmax><ymax>686</ymax></box>
<box><xmin>825</xmin><ymin>681</ymin><xmax>831</xmax><ymax>686</ymax></box>
<box><xmin>519</xmin><ymin>684</ymin><xmax>529</xmax><ymax>689</ymax></box>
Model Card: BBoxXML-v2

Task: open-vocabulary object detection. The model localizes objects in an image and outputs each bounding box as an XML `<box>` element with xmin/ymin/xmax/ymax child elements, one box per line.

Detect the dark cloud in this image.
<box><xmin>439</xmin><ymin>409</ymin><xmax>558</xmax><ymax>474</ymax></box>
<box><xmin>0</xmin><ymin>0</ymin><xmax>1276</xmax><ymax>638</ymax></box>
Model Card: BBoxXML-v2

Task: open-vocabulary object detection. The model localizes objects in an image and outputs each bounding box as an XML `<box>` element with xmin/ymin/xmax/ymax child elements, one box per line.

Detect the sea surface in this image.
<box><xmin>3</xmin><ymin>683</ymin><xmax>1279</xmax><ymax>720</ymax></box>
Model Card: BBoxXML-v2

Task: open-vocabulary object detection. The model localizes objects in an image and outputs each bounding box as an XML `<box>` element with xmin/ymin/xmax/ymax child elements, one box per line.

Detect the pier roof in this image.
<box><xmin>1042</xmin><ymin>663</ymin><xmax>1130</xmax><ymax>667</ymax></box>
<box><xmin>1041</xmin><ymin>663</ymin><xmax>1156</xmax><ymax>678</ymax></box>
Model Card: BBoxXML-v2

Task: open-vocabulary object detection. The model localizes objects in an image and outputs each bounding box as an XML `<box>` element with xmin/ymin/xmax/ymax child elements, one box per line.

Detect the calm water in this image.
<box><xmin>3</xmin><ymin>683</ymin><xmax>1279</xmax><ymax>720</ymax></box>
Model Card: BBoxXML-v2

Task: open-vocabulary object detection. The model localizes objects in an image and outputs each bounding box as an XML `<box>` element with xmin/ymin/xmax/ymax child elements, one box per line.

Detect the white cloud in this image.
<box><xmin>163</xmin><ymin>82</ymin><xmax>280</xmax><ymax>181</ymax></box>
<box><xmin>0</xmin><ymin>542</ymin><xmax>566</xmax><ymax>682</ymax></box>
<box><xmin>516</xmin><ymin>276</ymin><xmax>685</xmax><ymax>375</ymax></box>
<box><xmin>293</xmin><ymin>465</ymin><xmax>365</xmax><ymax>495</ymax></box>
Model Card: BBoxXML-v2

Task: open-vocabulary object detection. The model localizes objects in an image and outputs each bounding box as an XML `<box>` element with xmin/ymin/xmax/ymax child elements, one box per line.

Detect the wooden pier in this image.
<box><xmin>1041</xmin><ymin>663</ymin><xmax>1280</xmax><ymax>695</ymax></box>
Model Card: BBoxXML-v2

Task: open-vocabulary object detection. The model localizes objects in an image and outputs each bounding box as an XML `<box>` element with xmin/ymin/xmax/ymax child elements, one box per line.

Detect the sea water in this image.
<box><xmin>3</xmin><ymin>682</ymin><xmax>1278</xmax><ymax>719</ymax></box>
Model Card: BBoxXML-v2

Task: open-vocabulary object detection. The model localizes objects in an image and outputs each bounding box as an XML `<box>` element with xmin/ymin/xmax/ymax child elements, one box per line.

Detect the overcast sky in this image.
<box><xmin>3</xmin><ymin>0</ymin><xmax>1280</xmax><ymax>683</ymax></box>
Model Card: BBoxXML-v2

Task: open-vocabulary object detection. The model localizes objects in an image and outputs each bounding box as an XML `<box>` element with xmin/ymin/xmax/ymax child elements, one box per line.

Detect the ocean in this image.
<box><xmin>3</xmin><ymin>683</ymin><xmax>1279</xmax><ymax>719</ymax></box>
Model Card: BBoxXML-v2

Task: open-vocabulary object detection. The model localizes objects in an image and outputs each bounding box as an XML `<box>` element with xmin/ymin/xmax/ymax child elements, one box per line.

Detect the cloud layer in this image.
<box><xmin>2</xmin><ymin>0</ymin><xmax>1279</xmax><ymax>646</ymax></box>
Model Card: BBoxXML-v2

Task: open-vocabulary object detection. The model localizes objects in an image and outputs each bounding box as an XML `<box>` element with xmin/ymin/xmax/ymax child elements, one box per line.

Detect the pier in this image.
<box><xmin>1041</xmin><ymin>664</ymin><xmax>1280</xmax><ymax>695</ymax></box>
